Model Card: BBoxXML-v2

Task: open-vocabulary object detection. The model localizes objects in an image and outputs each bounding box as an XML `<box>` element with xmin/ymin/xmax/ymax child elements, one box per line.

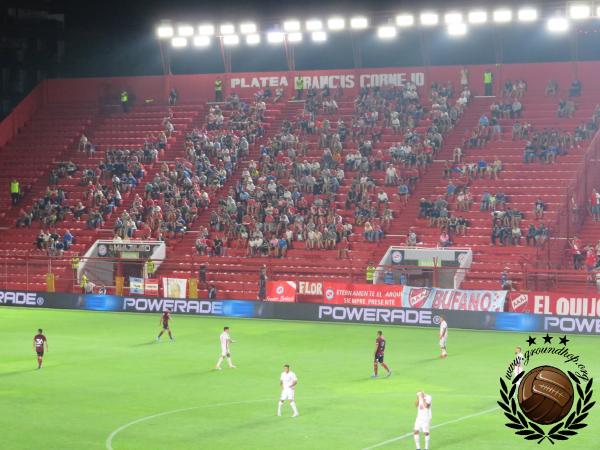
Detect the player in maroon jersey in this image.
<box><xmin>157</xmin><ymin>309</ymin><xmax>174</xmax><ymax>342</ymax></box>
<box><xmin>33</xmin><ymin>328</ymin><xmax>48</xmax><ymax>369</ymax></box>
<box><xmin>372</xmin><ymin>330</ymin><xmax>391</xmax><ymax>378</ymax></box>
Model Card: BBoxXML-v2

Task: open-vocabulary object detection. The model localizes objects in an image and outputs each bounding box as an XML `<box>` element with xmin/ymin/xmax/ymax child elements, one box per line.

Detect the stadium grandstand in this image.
<box><xmin>2</xmin><ymin>2</ymin><xmax>600</xmax><ymax>449</ymax></box>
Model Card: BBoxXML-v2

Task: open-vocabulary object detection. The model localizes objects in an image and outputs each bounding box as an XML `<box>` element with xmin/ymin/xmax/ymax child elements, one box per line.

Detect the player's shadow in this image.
<box><xmin>131</xmin><ymin>341</ymin><xmax>158</xmax><ymax>347</ymax></box>
<box><xmin>0</xmin><ymin>368</ymin><xmax>39</xmax><ymax>378</ymax></box>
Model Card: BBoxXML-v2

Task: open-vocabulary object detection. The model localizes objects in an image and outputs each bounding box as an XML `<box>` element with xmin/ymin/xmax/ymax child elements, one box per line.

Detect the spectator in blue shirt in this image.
<box><xmin>479</xmin><ymin>114</ymin><xmax>489</xmax><ymax>126</ymax></box>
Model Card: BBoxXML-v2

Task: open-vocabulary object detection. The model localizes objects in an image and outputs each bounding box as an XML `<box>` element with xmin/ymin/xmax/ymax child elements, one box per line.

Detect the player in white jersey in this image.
<box><xmin>215</xmin><ymin>326</ymin><xmax>236</xmax><ymax>369</ymax></box>
<box><xmin>439</xmin><ymin>316</ymin><xmax>448</xmax><ymax>358</ymax></box>
<box><xmin>513</xmin><ymin>346</ymin><xmax>524</xmax><ymax>384</ymax></box>
<box><xmin>278</xmin><ymin>364</ymin><xmax>299</xmax><ymax>417</ymax></box>
<box><xmin>414</xmin><ymin>391</ymin><xmax>432</xmax><ymax>450</ymax></box>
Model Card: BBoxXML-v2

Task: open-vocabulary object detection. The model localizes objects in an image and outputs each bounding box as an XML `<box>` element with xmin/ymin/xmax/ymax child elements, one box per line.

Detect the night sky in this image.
<box><xmin>49</xmin><ymin>0</ymin><xmax>600</xmax><ymax>77</ymax></box>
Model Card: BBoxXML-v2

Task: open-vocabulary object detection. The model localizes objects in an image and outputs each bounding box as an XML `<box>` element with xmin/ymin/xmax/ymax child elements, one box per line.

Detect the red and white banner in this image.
<box><xmin>265</xmin><ymin>281</ymin><xmax>297</xmax><ymax>303</ymax></box>
<box><xmin>319</xmin><ymin>281</ymin><xmax>506</xmax><ymax>311</ymax></box>
<box><xmin>144</xmin><ymin>280</ymin><xmax>159</xmax><ymax>297</ymax></box>
<box><xmin>509</xmin><ymin>292</ymin><xmax>600</xmax><ymax>317</ymax></box>
<box><xmin>322</xmin><ymin>281</ymin><xmax>405</xmax><ymax>308</ymax></box>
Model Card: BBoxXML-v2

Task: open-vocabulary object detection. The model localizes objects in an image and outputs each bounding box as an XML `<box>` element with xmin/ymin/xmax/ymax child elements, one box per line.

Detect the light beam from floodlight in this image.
<box><xmin>517</xmin><ymin>8</ymin><xmax>538</xmax><ymax>22</ymax></box>
<box><xmin>220</xmin><ymin>24</ymin><xmax>235</xmax><ymax>35</ymax></box>
<box><xmin>198</xmin><ymin>24</ymin><xmax>215</xmax><ymax>35</ymax></box>
<box><xmin>283</xmin><ymin>20</ymin><xmax>301</xmax><ymax>32</ymax></box>
<box><xmin>171</xmin><ymin>37</ymin><xmax>187</xmax><ymax>48</ymax></box>
<box><xmin>157</xmin><ymin>25</ymin><xmax>174</xmax><ymax>39</ymax></box>
<box><xmin>350</xmin><ymin>16</ymin><xmax>368</xmax><ymax>29</ymax></box>
<box><xmin>246</xmin><ymin>34</ymin><xmax>261</xmax><ymax>45</ymax></box>
<box><xmin>306</xmin><ymin>19</ymin><xmax>323</xmax><ymax>31</ymax></box>
<box><xmin>240</xmin><ymin>23</ymin><xmax>257</xmax><ymax>34</ymax></box>
<box><xmin>448</xmin><ymin>22</ymin><xmax>467</xmax><ymax>36</ymax></box>
<box><xmin>193</xmin><ymin>35</ymin><xmax>210</xmax><ymax>47</ymax></box>
<box><xmin>222</xmin><ymin>34</ymin><xmax>240</xmax><ymax>45</ymax></box>
<box><xmin>569</xmin><ymin>4</ymin><xmax>591</xmax><ymax>19</ymax></box>
<box><xmin>327</xmin><ymin>17</ymin><xmax>346</xmax><ymax>30</ymax></box>
<box><xmin>288</xmin><ymin>32</ymin><xmax>303</xmax><ymax>42</ymax></box>
<box><xmin>547</xmin><ymin>17</ymin><xmax>570</xmax><ymax>32</ymax></box>
<box><xmin>377</xmin><ymin>25</ymin><xmax>397</xmax><ymax>39</ymax></box>
<box><xmin>468</xmin><ymin>11</ymin><xmax>487</xmax><ymax>24</ymax></box>
<box><xmin>177</xmin><ymin>25</ymin><xmax>194</xmax><ymax>37</ymax></box>
<box><xmin>396</xmin><ymin>14</ymin><xmax>415</xmax><ymax>27</ymax></box>
<box><xmin>312</xmin><ymin>31</ymin><xmax>327</xmax><ymax>42</ymax></box>
<box><xmin>493</xmin><ymin>9</ymin><xmax>513</xmax><ymax>23</ymax></box>
<box><xmin>267</xmin><ymin>31</ymin><xmax>285</xmax><ymax>43</ymax></box>
<box><xmin>444</xmin><ymin>12</ymin><xmax>463</xmax><ymax>25</ymax></box>
<box><xmin>420</xmin><ymin>12</ymin><xmax>439</xmax><ymax>26</ymax></box>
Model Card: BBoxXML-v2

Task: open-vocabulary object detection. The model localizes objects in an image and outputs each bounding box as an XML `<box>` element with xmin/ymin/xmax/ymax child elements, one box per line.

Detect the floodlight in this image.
<box><xmin>198</xmin><ymin>24</ymin><xmax>215</xmax><ymax>35</ymax></box>
<box><xmin>377</xmin><ymin>25</ymin><xmax>397</xmax><ymax>39</ymax></box>
<box><xmin>547</xmin><ymin>17</ymin><xmax>570</xmax><ymax>32</ymax></box>
<box><xmin>444</xmin><ymin>12</ymin><xmax>463</xmax><ymax>25</ymax></box>
<box><xmin>177</xmin><ymin>25</ymin><xmax>194</xmax><ymax>37</ymax></box>
<box><xmin>448</xmin><ymin>23</ymin><xmax>467</xmax><ymax>36</ymax></box>
<box><xmin>350</xmin><ymin>16</ymin><xmax>369</xmax><ymax>29</ymax></box>
<box><xmin>420</xmin><ymin>12</ymin><xmax>439</xmax><ymax>26</ymax></box>
<box><xmin>171</xmin><ymin>37</ymin><xmax>188</xmax><ymax>48</ymax></box>
<box><xmin>327</xmin><ymin>17</ymin><xmax>346</xmax><ymax>30</ymax></box>
<box><xmin>306</xmin><ymin>19</ymin><xmax>323</xmax><ymax>31</ymax></box>
<box><xmin>246</xmin><ymin>34</ymin><xmax>261</xmax><ymax>45</ymax></box>
<box><xmin>240</xmin><ymin>23</ymin><xmax>257</xmax><ymax>34</ymax></box>
<box><xmin>193</xmin><ymin>36</ymin><xmax>210</xmax><ymax>47</ymax></box>
<box><xmin>517</xmin><ymin>8</ymin><xmax>538</xmax><ymax>22</ymax></box>
<box><xmin>288</xmin><ymin>32</ymin><xmax>303</xmax><ymax>42</ymax></box>
<box><xmin>157</xmin><ymin>25</ymin><xmax>174</xmax><ymax>39</ymax></box>
<box><xmin>267</xmin><ymin>31</ymin><xmax>285</xmax><ymax>43</ymax></box>
<box><xmin>283</xmin><ymin>20</ymin><xmax>301</xmax><ymax>32</ymax></box>
<box><xmin>493</xmin><ymin>9</ymin><xmax>513</xmax><ymax>23</ymax></box>
<box><xmin>396</xmin><ymin>14</ymin><xmax>415</xmax><ymax>27</ymax></box>
<box><xmin>220</xmin><ymin>24</ymin><xmax>235</xmax><ymax>35</ymax></box>
<box><xmin>222</xmin><ymin>34</ymin><xmax>240</xmax><ymax>45</ymax></box>
<box><xmin>468</xmin><ymin>11</ymin><xmax>487</xmax><ymax>24</ymax></box>
<box><xmin>569</xmin><ymin>4</ymin><xmax>591</xmax><ymax>19</ymax></box>
<box><xmin>312</xmin><ymin>31</ymin><xmax>327</xmax><ymax>42</ymax></box>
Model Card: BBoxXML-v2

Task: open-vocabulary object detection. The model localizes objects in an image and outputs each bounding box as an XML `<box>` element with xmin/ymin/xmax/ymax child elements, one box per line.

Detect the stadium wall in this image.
<box><xmin>41</xmin><ymin>60</ymin><xmax>597</xmax><ymax>105</ymax></box>
<box><xmin>2</xmin><ymin>290</ymin><xmax>600</xmax><ymax>335</ymax></box>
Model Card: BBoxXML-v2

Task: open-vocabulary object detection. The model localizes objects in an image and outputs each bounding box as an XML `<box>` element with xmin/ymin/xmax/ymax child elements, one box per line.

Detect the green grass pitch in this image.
<box><xmin>1</xmin><ymin>307</ymin><xmax>599</xmax><ymax>450</ymax></box>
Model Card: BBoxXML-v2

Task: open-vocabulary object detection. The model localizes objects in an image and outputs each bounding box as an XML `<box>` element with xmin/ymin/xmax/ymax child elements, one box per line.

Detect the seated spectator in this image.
<box><xmin>439</xmin><ymin>230</ymin><xmax>452</xmax><ymax>248</ymax></box>
<box><xmin>534</xmin><ymin>198</ymin><xmax>545</xmax><ymax>219</ymax></box>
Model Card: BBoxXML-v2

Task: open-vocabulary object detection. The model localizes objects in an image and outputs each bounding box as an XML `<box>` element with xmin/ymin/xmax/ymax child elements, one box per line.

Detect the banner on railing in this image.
<box><xmin>162</xmin><ymin>278</ymin><xmax>187</xmax><ymax>299</ymax></box>
<box><xmin>265</xmin><ymin>281</ymin><xmax>297</xmax><ymax>303</ymax></box>
<box><xmin>129</xmin><ymin>277</ymin><xmax>144</xmax><ymax>295</ymax></box>
<box><xmin>145</xmin><ymin>279</ymin><xmax>159</xmax><ymax>296</ymax></box>
<box><xmin>321</xmin><ymin>282</ymin><xmax>507</xmax><ymax>312</ymax></box>
<box><xmin>509</xmin><ymin>292</ymin><xmax>600</xmax><ymax>317</ymax></box>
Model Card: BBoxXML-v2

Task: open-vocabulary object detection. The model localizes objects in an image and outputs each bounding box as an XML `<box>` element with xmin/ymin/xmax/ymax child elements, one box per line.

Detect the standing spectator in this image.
<box><xmin>460</xmin><ymin>66</ymin><xmax>469</xmax><ymax>88</ymax></box>
<box><xmin>120</xmin><ymin>90</ymin><xmax>129</xmax><ymax>112</ymax></box>
<box><xmin>366</xmin><ymin>262</ymin><xmax>375</xmax><ymax>284</ymax></box>
<box><xmin>10</xmin><ymin>178</ymin><xmax>20</xmax><ymax>205</ymax></box>
<box><xmin>258</xmin><ymin>265</ymin><xmax>267</xmax><ymax>300</ymax></box>
<box><xmin>483</xmin><ymin>69</ymin><xmax>493</xmax><ymax>96</ymax></box>
<box><xmin>169</xmin><ymin>88</ymin><xmax>178</xmax><ymax>106</ymax></box>
<box><xmin>199</xmin><ymin>264</ymin><xmax>207</xmax><ymax>288</ymax></box>
<box><xmin>208</xmin><ymin>284</ymin><xmax>217</xmax><ymax>299</ymax></box>
<box><xmin>214</xmin><ymin>78</ymin><xmax>223</xmax><ymax>102</ymax></box>
<box><xmin>295</xmin><ymin>75</ymin><xmax>304</xmax><ymax>99</ymax></box>
<box><xmin>63</xmin><ymin>229</ymin><xmax>73</xmax><ymax>250</ymax></box>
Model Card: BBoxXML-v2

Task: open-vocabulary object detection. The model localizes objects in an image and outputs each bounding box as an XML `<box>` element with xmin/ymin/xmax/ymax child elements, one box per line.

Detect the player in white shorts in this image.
<box><xmin>414</xmin><ymin>391</ymin><xmax>432</xmax><ymax>450</ymax></box>
<box><xmin>439</xmin><ymin>316</ymin><xmax>448</xmax><ymax>358</ymax></box>
<box><xmin>215</xmin><ymin>326</ymin><xmax>236</xmax><ymax>369</ymax></box>
<box><xmin>278</xmin><ymin>364</ymin><xmax>299</xmax><ymax>417</ymax></box>
<box><xmin>513</xmin><ymin>346</ymin><xmax>524</xmax><ymax>385</ymax></box>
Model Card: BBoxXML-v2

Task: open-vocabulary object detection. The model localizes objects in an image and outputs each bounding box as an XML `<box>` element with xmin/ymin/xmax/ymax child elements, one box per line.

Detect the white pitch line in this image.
<box><xmin>105</xmin><ymin>398</ymin><xmax>274</xmax><ymax>450</ymax></box>
<box><xmin>361</xmin><ymin>406</ymin><xmax>500</xmax><ymax>450</ymax></box>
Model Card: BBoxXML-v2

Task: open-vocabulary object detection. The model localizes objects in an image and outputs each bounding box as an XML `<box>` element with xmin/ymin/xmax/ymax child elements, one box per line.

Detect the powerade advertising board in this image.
<box><xmin>2</xmin><ymin>290</ymin><xmax>600</xmax><ymax>335</ymax></box>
